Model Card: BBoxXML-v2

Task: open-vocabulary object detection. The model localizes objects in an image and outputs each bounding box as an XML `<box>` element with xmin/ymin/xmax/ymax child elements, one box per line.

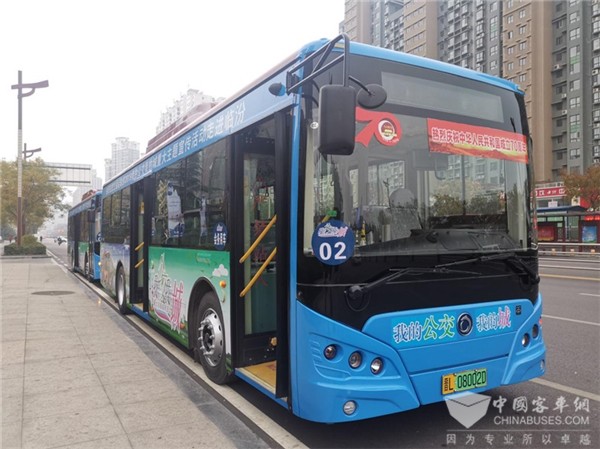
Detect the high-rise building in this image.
<box><xmin>503</xmin><ymin>0</ymin><xmax>554</xmax><ymax>182</ymax></box>
<box><xmin>341</xmin><ymin>0</ymin><xmax>600</xmax><ymax>183</ymax></box>
<box><xmin>403</xmin><ymin>0</ymin><xmax>437</xmax><ymax>59</ymax></box>
<box><xmin>550</xmin><ymin>0</ymin><xmax>600</xmax><ymax>179</ymax></box>
<box><xmin>437</xmin><ymin>0</ymin><xmax>502</xmax><ymax>76</ymax></box>
<box><xmin>342</xmin><ymin>0</ymin><xmax>404</xmax><ymax>49</ymax></box>
<box><xmin>372</xmin><ymin>0</ymin><xmax>404</xmax><ymax>50</ymax></box>
<box><xmin>342</xmin><ymin>0</ymin><xmax>372</xmax><ymax>43</ymax></box>
<box><xmin>155</xmin><ymin>89</ymin><xmax>222</xmax><ymax>135</ymax></box>
<box><xmin>146</xmin><ymin>89</ymin><xmax>222</xmax><ymax>154</ymax></box>
<box><xmin>104</xmin><ymin>137</ymin><xmax>140</xmax><ymax>182</ymax></box>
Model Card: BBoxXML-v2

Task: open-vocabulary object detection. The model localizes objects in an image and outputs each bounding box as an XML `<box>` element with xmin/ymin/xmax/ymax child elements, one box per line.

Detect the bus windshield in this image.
<box><xmin>303</xmin><ymin>58</ymin><xmax>534</xmax><ymax>257</ymax></box>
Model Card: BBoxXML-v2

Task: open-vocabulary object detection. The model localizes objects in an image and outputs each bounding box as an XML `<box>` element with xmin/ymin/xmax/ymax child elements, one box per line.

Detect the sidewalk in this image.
<box><xmin>1</xmin><ymin>256</ymin><xmax>271</xmax><ymax>449</ymax></box>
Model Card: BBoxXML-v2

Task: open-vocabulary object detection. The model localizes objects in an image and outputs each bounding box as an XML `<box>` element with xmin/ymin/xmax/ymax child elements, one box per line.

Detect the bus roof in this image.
<box><xmin>347</xmin><ymin>40</ymin><xmax>523</xmax><ymax>94</ymax></box>
<box><xmin>68</xmin><ymin>191</ymin><xmax>101</xmax><ymax>217</ymax></box>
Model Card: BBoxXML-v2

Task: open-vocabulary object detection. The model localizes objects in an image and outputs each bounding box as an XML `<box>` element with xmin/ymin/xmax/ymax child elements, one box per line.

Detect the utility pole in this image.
<box><xmin>11</xmin><ymin>70</ymin><xmax>49</xmax><ymax>246</ymax></box>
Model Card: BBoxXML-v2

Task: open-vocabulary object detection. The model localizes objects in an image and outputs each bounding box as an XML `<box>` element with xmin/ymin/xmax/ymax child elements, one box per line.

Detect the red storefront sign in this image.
<box><xmin>535</xmin><ymin>187</ymin><xmax>566</xmax><ymax>198</ymax></box>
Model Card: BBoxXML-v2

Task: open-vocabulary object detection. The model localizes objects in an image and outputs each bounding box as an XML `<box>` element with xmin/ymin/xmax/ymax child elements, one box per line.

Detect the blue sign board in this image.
<box><xmin>311</xmin><ymin>220</ymin><xmax>355</xmax><ymax>266</ymax></box>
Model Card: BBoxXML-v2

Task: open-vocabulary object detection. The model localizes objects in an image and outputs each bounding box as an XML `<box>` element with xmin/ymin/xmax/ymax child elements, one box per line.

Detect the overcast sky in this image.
<box><xmin>1</xmin><ymin>0</ymin><xmax>343</xmax><ymax>182</ymax></box>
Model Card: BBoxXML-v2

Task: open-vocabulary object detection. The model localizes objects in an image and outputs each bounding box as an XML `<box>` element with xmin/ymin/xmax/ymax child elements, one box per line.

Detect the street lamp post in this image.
<box><xmin>23</xmin><ymin>143</ymin><xmax>42</xmax><ymax>160</ymax></box>
<box><xmin>11</xmin><ymin>70</ymin><xmax>49</xmax><ymax>246</ymax></box>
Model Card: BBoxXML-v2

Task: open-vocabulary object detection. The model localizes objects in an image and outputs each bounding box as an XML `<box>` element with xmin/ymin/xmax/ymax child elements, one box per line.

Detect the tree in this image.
<box><xmin>0</xmin><ymin>158</ymin><xmax>68</xmax><ymax>235</ymax></box>
<box><xmin>561</xmin><ymin>164</ymin><xmax>600</xmax><ymax>211</ymax></box>
<box><xmin>431</xmin><ymin>179</ymin><xmax>502</xmax><ymax>215</ymax></box>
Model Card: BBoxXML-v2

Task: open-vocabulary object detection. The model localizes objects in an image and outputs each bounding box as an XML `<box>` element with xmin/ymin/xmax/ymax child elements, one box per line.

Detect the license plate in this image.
<box><xmin>442</xmin><ymin>368</ymin><xmax>487</xmax><ymax>395</ymax></box>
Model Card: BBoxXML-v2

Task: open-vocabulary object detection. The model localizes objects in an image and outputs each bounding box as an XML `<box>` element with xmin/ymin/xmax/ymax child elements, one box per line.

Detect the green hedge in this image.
<box><xmin>3</xmin><ymin>235</ymin><xmax>47</xmax><ymax>256</ymax></box>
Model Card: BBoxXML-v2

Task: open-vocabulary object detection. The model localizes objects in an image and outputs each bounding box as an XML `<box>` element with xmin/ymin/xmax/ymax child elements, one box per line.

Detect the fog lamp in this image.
<box><xmin>343</xmin><ymin>400</ymin><xmax>357</xmax><ymax>415</ymax></box>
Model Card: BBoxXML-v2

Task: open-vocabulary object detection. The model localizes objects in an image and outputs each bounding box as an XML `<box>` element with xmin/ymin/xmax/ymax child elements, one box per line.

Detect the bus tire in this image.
<box><xmin>193</xmin><ymin>292</ymin><xmax>231</xmax><ymax>384</ymax></box>
<box><xmin>116</xmin><ymin>265</ymin><xmax>130</xmax><ymax>315</ymax></box>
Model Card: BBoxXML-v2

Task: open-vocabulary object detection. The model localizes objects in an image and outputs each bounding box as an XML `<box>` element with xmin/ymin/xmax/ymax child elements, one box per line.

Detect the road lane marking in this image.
<box><xmin>541</xmin><ymin>274</ymin><xmax>599</xmax><ymax>281</ymax></box>
<box><xmin>530</xmin><ymin>378</ymin><xmax>600</xmax><ymax>403</ymax></box>
<box><xmin>540</xmin><ymin>264</ymin><xmax>600</xmax><ymax>271</ymax></box>
<box><xmin>542</xmin><ymin>314</ymin><xmax>600</xmax><ymax>327</ymax></box>
<box><xmin>540</xmin><ymin>256</ymin><xmax>600</xmax><ymax>261</ymax></box>
<box><xmin>579</xmin><ymin>293</ymin><xmax>600</xmax><ymax>298</ymax></box>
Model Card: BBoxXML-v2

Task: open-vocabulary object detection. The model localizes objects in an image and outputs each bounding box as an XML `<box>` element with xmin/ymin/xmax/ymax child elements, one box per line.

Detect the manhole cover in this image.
<box><xmin>32</xmin><ymin>291</ymin><xmax>75</xmax><ymax>296</ymax></box>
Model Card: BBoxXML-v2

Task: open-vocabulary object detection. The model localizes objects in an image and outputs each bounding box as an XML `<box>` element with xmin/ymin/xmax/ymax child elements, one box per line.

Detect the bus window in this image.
<box><xmin>154</xmin><ymin>161</ymin><xmax>184</xmax><ymax>246</ymax></box>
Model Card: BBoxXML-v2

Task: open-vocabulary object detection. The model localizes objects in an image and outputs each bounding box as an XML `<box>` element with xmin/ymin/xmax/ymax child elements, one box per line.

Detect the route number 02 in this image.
<box><xmin>311</xmin><ymin>220</ymin><xmax>354</xmax><ymax>266</ymax></box>
<box><xmin>318</xmin><ymin>241</ymin><xmax>347</xmax><ymax>262</ymax></box>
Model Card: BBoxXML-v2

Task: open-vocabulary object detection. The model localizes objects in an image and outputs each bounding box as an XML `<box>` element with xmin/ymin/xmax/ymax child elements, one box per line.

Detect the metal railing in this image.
<box><xmin>239</xmin><ymin>215</ymin><xmax>277</xmax><ymax>298</ymax></box>
<box><xmin>538</xmin><ymin>242</ymin><xmax>600</xmax><ymax>257</ymax></box>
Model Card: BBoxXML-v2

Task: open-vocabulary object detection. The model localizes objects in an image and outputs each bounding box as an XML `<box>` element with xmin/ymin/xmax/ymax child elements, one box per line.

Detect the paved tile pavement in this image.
<box><xmin>1</xmin><ymin>255</ymin><xmax>271</xmax><ymax>449</ymax></box>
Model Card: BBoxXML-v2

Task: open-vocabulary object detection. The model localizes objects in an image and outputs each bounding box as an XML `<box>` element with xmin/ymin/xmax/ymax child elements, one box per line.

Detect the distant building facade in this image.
<box><xmin>549</xmin><ymin>0</ymin><xmax>600</xmax><ymax>178</ymax></box>
<box><xmin>72</xmin><ymin>168</ymin><xmax>102</xmax><ymax>205</ymax></box>
<box><xmin>155</xmin><ymin>89</ymin><xmax>222</xmax><ymax>135</ymax></box>
<box><xmin>104</xmin><ymin>137</ymin><xmax>140</xmax><ymax>182</ymax></box>
<box><xmin>146</xmin><ymin>89</ymin><xmax>222</xmax><ymax>154</ymax></box>
<box><xmin>342</xmin><ymin>0</ymin><xmax>372</xmax><ymax>43</ymax></box>
<box><xmin>340</xmin><ymin>0</ymin><xmax>600</xmax><ymax>183</ymax></box>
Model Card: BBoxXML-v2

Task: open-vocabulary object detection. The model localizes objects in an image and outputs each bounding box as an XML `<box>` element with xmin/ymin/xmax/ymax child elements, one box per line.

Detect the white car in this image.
<box><xmin>56</xmin><ymin>236</ymin><xmax>66</xmax><ymax>245</ymax></box>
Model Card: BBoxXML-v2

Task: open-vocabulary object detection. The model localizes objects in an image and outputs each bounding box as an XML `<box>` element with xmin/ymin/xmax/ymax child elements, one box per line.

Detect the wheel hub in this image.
<box><xmin>198</xmin><ymin>309</ymin><xmax>224</xmax><ymax>367</ymax></box>
<box><xmin>117</xmin><ymin>273</ymin><xmax>125</xmax><ymax>306</ymax></box>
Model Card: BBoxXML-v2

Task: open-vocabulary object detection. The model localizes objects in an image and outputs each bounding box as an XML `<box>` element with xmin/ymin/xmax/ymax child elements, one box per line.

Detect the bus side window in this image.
<box><xmin>182</xmin><ymin>211</ymin><xmax>201</xmax><ymax>247</ymax></box>
<box><xmin>151</xmin><ymin>216</ymin><xmax>166</xmax><ymax>245</ymax></box>
<box><xmin>203</xmin><ymin>142</ymin><xmax>228</xmax><ymax>250</ymax></box>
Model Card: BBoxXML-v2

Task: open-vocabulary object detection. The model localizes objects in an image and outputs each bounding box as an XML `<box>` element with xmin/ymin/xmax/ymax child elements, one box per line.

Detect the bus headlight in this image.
<box><xmin>348</xmin><ymin>351</ymin><xmax>362</xmax><ymax>369</ymax></box>
<box><xmin>370</xmin><ymin>358</ymin><xmax>383</xmax><ymax>374</ymax></box>
<box><xmin>532</xmin><ymin>323</ymin><xmax>539</xmax><ymax>339</ymax></box>
<box><xmin>522</xmin><ymin>333</ymin><xmax>530</xmax><ymax>347</ymax></box>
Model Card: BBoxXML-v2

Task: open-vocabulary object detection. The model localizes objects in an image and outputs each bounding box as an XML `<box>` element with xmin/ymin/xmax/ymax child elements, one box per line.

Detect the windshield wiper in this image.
<box><xmin>435</xmin><ymin>252</ymin><xmax>540</xmax><ymax>285</ymax></box>
<box><xmin>346</xmin><ymin>266</ymin><xmax>481</xmax><ymax>302</ymax></box>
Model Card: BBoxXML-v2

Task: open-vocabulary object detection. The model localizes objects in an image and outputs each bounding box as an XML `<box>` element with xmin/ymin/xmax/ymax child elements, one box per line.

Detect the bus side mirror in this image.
<box><xmin>318</xmin><ymin>85</ymin><xmax>356</xmax><ymax>155</ymax></box>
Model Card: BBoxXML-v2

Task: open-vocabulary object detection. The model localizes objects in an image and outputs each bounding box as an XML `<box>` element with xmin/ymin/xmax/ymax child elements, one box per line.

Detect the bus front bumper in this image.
<box><xmin>293</xmin><ymin>296</ymin><xmax>546</xmax><ymax>423</ymax></box>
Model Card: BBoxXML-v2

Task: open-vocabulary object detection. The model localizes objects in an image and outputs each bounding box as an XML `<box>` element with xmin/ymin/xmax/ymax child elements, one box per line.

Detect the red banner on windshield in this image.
<box><xmin>428</xmin><ymin>118</ymin><xmax>528</xmax><ymax>164</ymax></box>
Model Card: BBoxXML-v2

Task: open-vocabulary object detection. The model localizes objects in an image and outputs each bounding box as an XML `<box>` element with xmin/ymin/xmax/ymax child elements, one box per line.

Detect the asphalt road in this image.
<box><xmin>46</xmin><ymin>241</ymin><xmax>599</xmax><ymax>449</ymax></box>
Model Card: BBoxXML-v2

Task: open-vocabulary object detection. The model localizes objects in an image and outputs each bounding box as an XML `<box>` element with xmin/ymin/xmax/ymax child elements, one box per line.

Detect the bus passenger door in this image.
<box><xmin>70</xmin><ymin>215</ymin><xmax>79</xmax><ymax>270</ymax></box>
<box><xmin>234</xmin><ymin>133</ymin><xmax>278</xmax><ymax>391</ymax></box>
<box><xmin>130</xmin><ymin>180</ymin><xmax>148</xmax><ymax>311</ymax></box>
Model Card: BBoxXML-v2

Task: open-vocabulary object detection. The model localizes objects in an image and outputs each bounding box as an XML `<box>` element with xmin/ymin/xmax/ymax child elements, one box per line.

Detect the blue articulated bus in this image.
<box><xmin>68</xmin><ymin>190</ymin><xmax>102</xmax><ymax>281</ymax></box>
<box><xmin>98</xmin><ymin>35</ymin><xmax>545</xmax><ymax>423</ymax></box>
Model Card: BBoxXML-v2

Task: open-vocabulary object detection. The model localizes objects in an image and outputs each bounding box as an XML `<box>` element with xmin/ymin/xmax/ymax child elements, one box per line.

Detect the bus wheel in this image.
<box><xmin>116</xmin><ymin>266</ymin><xmax>130</xmax><ymax>314</ymax></box>
<box><xmin>194</xmin><ymin>292</ymin><xmax>230</xmax><ymax>384</ymax></box>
